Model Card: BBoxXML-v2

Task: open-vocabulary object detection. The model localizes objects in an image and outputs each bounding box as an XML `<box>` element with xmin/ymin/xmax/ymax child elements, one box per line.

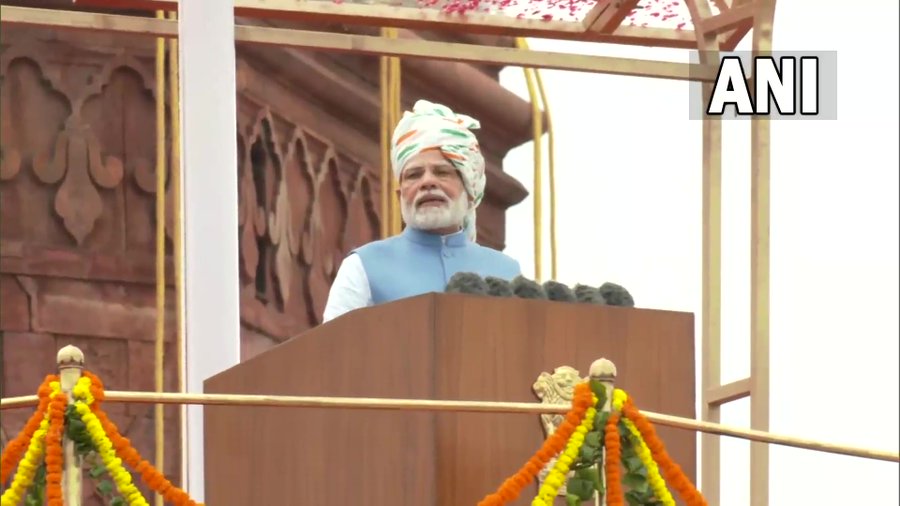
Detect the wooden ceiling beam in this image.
<box><xmin>69</xmin><ymin>0</ymin><xmax>703</xmax><ymax>49</ymax></box>
<box><xmin>1</xmin><ymin>6</ymin><xmax>719</xmax><ymax>81</ymax></box>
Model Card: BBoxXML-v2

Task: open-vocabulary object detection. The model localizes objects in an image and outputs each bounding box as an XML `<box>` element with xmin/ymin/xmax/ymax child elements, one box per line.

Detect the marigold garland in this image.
<box><xmin>531</xmin><ymin>395</ymin><xmax>599</xmax><ymax>505</ymax></box>
<box><xmin>621</xmin><ymin>419</ymin><xmax>675</xmax><ymax>505</ymax></box>
<box><xmin>72</xmin><ymin>377</ymin><xmax>148</xmax><ymax>506</ymax></box>
<box><xmin>0</xmin><ymin>418</ymin><xmax>47</xmax><ymax>506</ymax></box>
<box><xmin>611</xmin><ymin>389</ymin><xmax>626</xmax><ymax>413</ymax></box>
<box><xmin>610</xmin><ymin>389</ymin><xmax>675</xmax><ymax>505</ymax></box>
<box><xmin>621</xmin><ymin>397</ymin><xmax>707</xmax><ymax>506</ymax></box>
<box><xmin>82</xmin><ymin>371</ymin><xmax>201</xmax><ymax>506</ymax></box>
<box><xmin>603</xmin><ymin>411</ymin><xmax>625</xmax><ymax>506</ymax></box>
<box><xmin>2</xmin><ymin>370</ymin><xmax>201</xmax><ymax>506</ymax></box>
<box><xmin>0</xmin><ymin>382</ymin><xmax>59</xmax><ymax>506</ymax></box>
<box><xmin>0</xmin><ymin>374</ymin><xmax>57</xmax><ymax>484</ymax></box>
<box><xmin>478</xmin><ymin>382</ymin><xmax>594</xmax><ymax>506</ymax></box>
<box><xmin>45</xmin><ymin>385</ymin><xmax>67</xmax><ymax>506</ymax></box>
<box><xmin>72</xmin><ymin>375</ymin><xmax>96</xmax><ymax>406</ymax></box>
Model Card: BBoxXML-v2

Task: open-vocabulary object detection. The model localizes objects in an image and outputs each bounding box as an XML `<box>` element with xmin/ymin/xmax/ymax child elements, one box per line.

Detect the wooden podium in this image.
<box><xmin>203</xmin><ymin>293</ymin><xmax>696</xmax><ymax>505</ymax></box>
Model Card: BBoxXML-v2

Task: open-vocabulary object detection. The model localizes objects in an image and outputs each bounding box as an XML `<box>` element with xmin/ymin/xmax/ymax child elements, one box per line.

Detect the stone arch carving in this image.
<box><xmin>0</xmin><ymin>51</ymin><xmax>71</xmax><ymax>183</ymax></box>
<box><xmin>315</xmin><ymin>146</ymin><xmax>348</xmax><ymax>281</ymax></box>
<box><xmin>2</xmin><ymin>46</ymin><xmax>162</xmax><ymax>247</ymax></box>
<box><xmin>344</xmin><ymin>168</ymin><xmax>381</xmax><ymax>252</ymax></box>
<box><xmin>245</xmin><ymin>108</ymin><xmax>284</xmax><ymax>305</ymax></box>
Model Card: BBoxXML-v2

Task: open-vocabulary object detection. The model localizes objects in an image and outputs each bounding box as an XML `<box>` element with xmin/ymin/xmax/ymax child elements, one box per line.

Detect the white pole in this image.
<box><xmin>58</xmin><ymin>345</ymin><xmax>85</xmax><ymax>506</ymax></box>
<box><xmin>177</xmin><ymin>3</ymin><xmax>241</xmax><ymax>501</ymax></box>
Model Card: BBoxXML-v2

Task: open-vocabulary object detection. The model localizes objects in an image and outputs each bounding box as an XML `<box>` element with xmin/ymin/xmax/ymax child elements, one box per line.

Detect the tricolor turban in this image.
<box><xmin>390</xmin><ymin>99</ymin><xmax>486</xmax><ymax>242</ymax></box>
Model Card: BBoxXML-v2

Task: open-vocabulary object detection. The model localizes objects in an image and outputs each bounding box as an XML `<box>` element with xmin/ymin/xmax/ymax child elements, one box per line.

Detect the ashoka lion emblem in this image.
<box><xmin>532</xmin><ymin>365</ymin><xmax>588</xmax><ymax>496</ymax></box>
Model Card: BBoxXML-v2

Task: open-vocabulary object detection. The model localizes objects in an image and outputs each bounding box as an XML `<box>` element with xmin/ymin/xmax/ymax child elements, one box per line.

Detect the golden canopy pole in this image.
<box><xmin>515</xmin><ymin>37</ymin><xmax>554</xmax><ymax>281</ymax></box>
<box><xmin>380</xmin><ymin>27</ymin><xmax>403</xmax><ymax>237</ymax></box>
<box><xmin>166</xmin><ymin>9</ymin><xmax>184</xmax><ymax>496</ymax></box>
<box><xmin>531</xmin><ymin>50</ymin><xmax>556</xmax><ymax>280</ymax></box>
<box><xmin>379</xmin><ymin>33</ymin><xmax>391</xmax><ymax>239</ymax></box>
<box><xmin>517</xmin><ymin>41</ymin><xmax>542</xmax><ymax>281</ymax></box>
<box><xmin>388</xmin><ymin>28</ymin><xmax>403</xmax><ymax>236</ymax></box>
<box><xmin>153</xmin><ymin>9</ymin><xmax>167</xmax><ymax>506</ymax></box>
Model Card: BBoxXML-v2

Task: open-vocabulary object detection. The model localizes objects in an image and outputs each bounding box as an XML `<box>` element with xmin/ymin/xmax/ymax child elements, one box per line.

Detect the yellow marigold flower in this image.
<box><xmin>613</xmin><ymin>389</ymin><xmax>628</xmax><ymax>411</ymax></box>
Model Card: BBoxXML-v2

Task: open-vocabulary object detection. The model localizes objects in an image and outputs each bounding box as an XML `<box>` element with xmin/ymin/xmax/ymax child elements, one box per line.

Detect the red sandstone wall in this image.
<box><xmin>1</xmin><ymin>17</ymin><xmax>532</xmax><ymax>502</ymax></box>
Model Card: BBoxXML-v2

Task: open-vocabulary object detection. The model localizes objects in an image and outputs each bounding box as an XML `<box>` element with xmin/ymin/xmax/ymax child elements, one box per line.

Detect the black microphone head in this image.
<box><xmin>574</xmin><ymin>284</ymin><xmax>606</xmax><ymax>304</ymax></box>
<box><xmin>543</xmin><ymin>280</ymin><xmax>576</xmax><ymax>302</ymax></box>
<box><xmin>510</xmin><ymin>275</ymin><xmax>547</xmax><ymax>300</ymax></box>
<box><xmin>485</xmin><ymin>276</ymin><xmax>515</xmax><ymax>297</ymax></box>
<box><xmin>598</xmin><ymin>282</ymin><xmax>634</xmax><ymax>307</ymax></box>
<box><xmin>445</xmin><ymin>272</ymin><xmax>488</xmax><ymax>295</ymax></box>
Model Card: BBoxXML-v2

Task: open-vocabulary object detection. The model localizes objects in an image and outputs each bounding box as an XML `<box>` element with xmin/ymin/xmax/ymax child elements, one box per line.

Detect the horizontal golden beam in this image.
<box><xmin>237</xmin><ymin>23</ymin><xmax>716</xmax><ymax>80</ymax></box>
<box><xmin>71</xmin><ymin>0</ymin><xmax>702</xmax><ymax>49</ymax></box>
<box><xmin>2</xmin><ymin>389</ymin><xmax>898</xmax><ymax>463</ymax></box>
<box><xmin>0</xmin><ymin>6</ymin><xmax>718</xmax><ymax>81</ymax></box>
<box><xmin>705</xmin><ymin>377</ymin><xmax>752</xmax><ymax>406</ymax></box>
<box><xmin>2</xmin><ymin>5</ymin><xmax>177</xmax><ymax>36</ymax></box>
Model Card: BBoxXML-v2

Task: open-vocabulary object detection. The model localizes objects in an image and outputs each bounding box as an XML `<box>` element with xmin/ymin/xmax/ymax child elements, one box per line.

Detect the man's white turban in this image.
<box><xmin>390</xmin><ymin>99</ymin><xmax>486</xmax><ymax>242</ymax></box>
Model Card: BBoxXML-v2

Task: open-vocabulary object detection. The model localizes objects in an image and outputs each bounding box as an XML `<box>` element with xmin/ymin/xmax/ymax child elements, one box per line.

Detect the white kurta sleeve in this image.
<box><xmin>322</xmin><ymin>253</ymin><xmax>374</xmax><ymax>323</ymax></box>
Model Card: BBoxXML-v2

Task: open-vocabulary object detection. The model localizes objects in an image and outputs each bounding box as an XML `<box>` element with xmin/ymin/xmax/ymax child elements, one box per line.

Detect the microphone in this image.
<box><xmin>445</xmin><ymin>272</ymin><xmax>488</xmax><ymax>295</ymax></box>
<box><xmin>510</xmin><ymin>275</ymin><xmax>547</xmax><ymax>299</ymax></box>
<box><xmin>485</xmin><ymin>276</ymin><xmax>514</xmax><ymax>297</ymax></box>
<box><xmin>574</xmin><ymin>284</ymin><xmax>606</xmax><ymax>304</ymax></box>
<box><xmin>598</xmin><ymin>282</ymin><xmax>634</xmax><ymax>307</ymax></box>
<box><xmin>542</xmin><ymin>280</ymin><xmax>576</xmax><ymax>302</ymax></box>
<box><xmin>444</xmin><ymin>272</ymin><xmax>635</xmax><ymax>309</ymax></box>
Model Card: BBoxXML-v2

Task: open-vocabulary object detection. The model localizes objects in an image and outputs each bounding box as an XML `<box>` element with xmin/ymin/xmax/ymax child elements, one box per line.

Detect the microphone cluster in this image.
<box><xmin>445</xmin><ymin>273</ymin><xmax>634</xmax><ymax>307</ymax></box>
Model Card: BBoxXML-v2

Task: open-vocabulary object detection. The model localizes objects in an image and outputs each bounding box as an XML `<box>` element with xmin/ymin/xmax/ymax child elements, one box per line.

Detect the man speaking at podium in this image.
<box><xmin>322</xmin><ymin>100</ymin><xmax>522</xmax><ymax>322</ymax></box>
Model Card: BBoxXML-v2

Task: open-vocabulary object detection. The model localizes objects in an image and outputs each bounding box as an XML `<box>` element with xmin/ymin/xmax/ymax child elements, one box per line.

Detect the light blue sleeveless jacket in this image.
<box><xmin>352</xmin><ymin>227</ymin><xmax>521</xmax><ymax>304</ymax></box>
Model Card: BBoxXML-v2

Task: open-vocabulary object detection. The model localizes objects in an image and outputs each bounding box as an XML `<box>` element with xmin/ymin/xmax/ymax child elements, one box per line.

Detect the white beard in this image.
<box><xmin>400</xmin><ymin>189</ymin><xmax>469</xmax><ymax>232</ymax></box>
